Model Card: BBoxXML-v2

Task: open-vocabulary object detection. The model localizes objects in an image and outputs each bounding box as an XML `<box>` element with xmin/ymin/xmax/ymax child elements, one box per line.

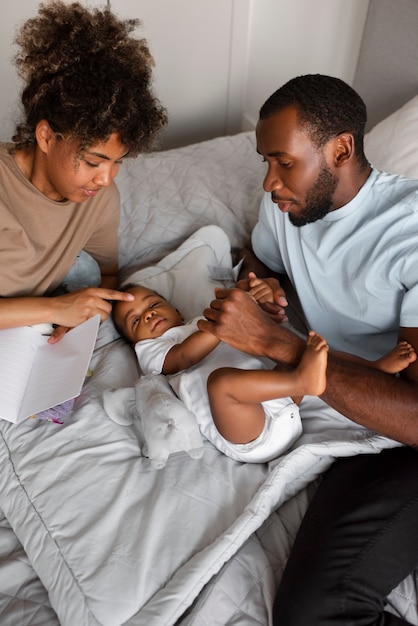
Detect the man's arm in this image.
<box><xmin>321</xmin><ymin>326</ymin><xmax>418</xmax><ymax>447</ymax></box>
<box><xmin>198</xmin><ymin>288</ymin><xmax>418</xmax><ymax>447</ymax></box>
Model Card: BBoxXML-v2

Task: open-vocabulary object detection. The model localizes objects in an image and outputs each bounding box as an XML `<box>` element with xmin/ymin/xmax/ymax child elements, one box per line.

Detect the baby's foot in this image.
<box><xmin>374</xmin><ymin>341</ymin><xmax>417</xmax><ymax>374</ymax></box>
<box><xmin>295</xmin><ymin>331</ymin><xmax>328</xmax><ymax>396</ymax></box>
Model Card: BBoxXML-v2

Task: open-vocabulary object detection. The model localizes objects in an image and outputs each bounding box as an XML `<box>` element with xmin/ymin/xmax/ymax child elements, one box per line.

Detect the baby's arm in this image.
<box><xmin>162</xmin><ymin>329</ymin><xmax>220</xmax><ymax>375</ymax></box>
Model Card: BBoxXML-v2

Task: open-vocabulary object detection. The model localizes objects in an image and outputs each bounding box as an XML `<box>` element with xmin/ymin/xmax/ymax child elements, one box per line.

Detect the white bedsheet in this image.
<box><xmin>0</xmin><ymin>131</ymin><xmax>416</xmax><ymax>625</ymax></box>
<box><xmin>0</xmin><ymin>338</ymin><xmax>399</xmax><ymax>625</ymax></box>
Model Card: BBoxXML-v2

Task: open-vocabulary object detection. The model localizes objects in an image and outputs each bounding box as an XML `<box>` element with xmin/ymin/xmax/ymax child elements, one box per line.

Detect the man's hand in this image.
<box><xmin>198</xmin><ymin>287</ymin><xmax>296</xmax><ymax>358</ymax></box>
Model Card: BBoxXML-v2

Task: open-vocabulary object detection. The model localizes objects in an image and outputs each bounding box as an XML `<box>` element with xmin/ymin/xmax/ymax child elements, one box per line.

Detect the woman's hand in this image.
<box><xmin>48</xmin><ymin>287</ymin><xmax>134</xmax><ymax>342</ymax></box>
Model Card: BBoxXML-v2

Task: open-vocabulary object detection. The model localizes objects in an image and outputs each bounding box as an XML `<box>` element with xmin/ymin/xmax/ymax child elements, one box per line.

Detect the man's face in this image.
<box><xmin>113</xmin><ymin>286</ymin><xmax>184</xmax><ymax>343</ymax></box>
<box><xmin>256</xmin><ymin>106</ymin><xmax>338</xmax><ymax>226</ymax></box>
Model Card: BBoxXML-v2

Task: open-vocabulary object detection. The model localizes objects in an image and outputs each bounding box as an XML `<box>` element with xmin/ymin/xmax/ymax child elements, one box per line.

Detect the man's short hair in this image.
<box><xmin>260</xmin><ymin>74</ymin><xmax>368</xmax><ymax>167</ymax></box>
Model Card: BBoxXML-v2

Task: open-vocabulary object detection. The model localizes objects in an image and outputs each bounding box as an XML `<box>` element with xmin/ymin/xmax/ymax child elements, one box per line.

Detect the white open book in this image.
<box><xmin>0</xmin><ymin>315</ymin><xmax>100</xmax><ymax>423</ymax></box>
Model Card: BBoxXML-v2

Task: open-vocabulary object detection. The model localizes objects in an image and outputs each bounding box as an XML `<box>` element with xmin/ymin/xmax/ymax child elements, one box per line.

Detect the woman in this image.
<box><xmin>1</xmin><ymin>1</ymin><xmax>167</xmax><ymax>342</ymax></box>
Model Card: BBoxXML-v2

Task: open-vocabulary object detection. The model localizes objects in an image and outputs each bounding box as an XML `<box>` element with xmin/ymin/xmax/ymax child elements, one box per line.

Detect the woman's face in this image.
<box><xmin>33</xmin><ymin>128</ymin><xmax>129</xmax><ymax>202</ymax></box>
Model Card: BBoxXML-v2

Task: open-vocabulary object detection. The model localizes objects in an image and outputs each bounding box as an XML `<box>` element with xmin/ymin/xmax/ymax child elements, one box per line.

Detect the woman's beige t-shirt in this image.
<box><xmin>0</xmin><ymin>143</ymin><xmax>120</xmax><ymax>296</ymax></box>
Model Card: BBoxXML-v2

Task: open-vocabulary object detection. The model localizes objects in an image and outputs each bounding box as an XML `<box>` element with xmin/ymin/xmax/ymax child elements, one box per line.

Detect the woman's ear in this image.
<box><xmin>35</xmin><ymin>120</ymin><xmax>54</xmax><ymax>154</ymax></box>
<box><xmin>333</xmin><ymin>133</ymin><xmax>355</xmax><ymax>167</ymax></box>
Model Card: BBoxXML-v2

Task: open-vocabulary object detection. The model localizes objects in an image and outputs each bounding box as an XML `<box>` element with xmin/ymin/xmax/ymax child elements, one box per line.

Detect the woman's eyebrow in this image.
<box><xmin>85</xmin><ymin>149</ymin><xmax>130</xmax><ymax>161</ymax></box>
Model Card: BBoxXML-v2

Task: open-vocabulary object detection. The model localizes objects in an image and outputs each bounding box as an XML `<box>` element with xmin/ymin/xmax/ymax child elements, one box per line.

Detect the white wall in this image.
<box><xmin>111</xmin><ymin>0</ymin><xmax>251</xmax><ymax>149</ymax></box>
<box><xmin>0</xmin><ymin>0</ymin><xmax>370</xmax><ymax>149</ymax></box>
<box><xmin>243</xmin><ymin>0</ymin><xmax>370</xmax><ymax>129</ymax></box>
<box><xmin>0</xmin><ymin>0</ymin><xmax>36</xmax><ymax>142</ymax></box>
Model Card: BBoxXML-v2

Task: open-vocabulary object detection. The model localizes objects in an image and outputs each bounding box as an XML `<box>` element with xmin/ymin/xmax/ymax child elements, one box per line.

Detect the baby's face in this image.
<box><xmin>113</xmin><ymin>286</ymin><xmax>184</xmax><ymax>343</ymax></box>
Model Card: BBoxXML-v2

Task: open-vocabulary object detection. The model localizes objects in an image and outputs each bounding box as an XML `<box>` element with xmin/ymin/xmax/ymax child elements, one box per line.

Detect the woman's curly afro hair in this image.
<box><xmin>12</xmin><ymin>1</ymin><xmax>167</xmax><ymax>155</ymax></box>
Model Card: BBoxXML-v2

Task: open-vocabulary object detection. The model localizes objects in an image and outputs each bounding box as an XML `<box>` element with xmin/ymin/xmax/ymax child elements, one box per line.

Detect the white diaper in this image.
<box><xmin>204</xmin><ymin>397</ymin><xmax>302</xmax><ymax>463</ymax></box>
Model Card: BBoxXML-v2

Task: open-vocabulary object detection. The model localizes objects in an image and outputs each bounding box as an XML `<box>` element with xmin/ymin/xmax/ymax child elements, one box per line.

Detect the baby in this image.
<box><xmin>113</xmin><ymin>278</ymin><xmax>416</xmax><ymax>463</ymax></box>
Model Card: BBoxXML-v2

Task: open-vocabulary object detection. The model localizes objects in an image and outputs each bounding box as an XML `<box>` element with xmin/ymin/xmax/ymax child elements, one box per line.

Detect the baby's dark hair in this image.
<box><xmin>12</xmin><ymin>1</ymin><xmax>167</xmax><ymax>155</ymax></box>
<box><xmin>118</xmin><ymin>283</ymin><xmax>165</xmax><ymax>298</ymax></box>
<box><xmin>260</xmin><ymin>74</ymin><xmax>369</xmax><ymax>169</ymax></box>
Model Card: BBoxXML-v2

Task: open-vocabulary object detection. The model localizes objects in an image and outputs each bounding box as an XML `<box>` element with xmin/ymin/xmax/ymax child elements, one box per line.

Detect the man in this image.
<box><xmin>198</xmin><ymin>75</ymin><xmax>418</xmax><ymax>625</ymax></box>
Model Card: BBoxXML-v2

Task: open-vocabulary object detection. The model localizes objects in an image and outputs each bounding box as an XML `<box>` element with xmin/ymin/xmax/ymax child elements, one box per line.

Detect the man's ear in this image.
<box><xmin>35</xmin><ymin>120</ymin><xmax>54</xmax><ymax>154</ymax></box>
<box><xmin>333</xmin><ymin>133</ymin><xmax>355</xmax><ymax>167</ymax></box>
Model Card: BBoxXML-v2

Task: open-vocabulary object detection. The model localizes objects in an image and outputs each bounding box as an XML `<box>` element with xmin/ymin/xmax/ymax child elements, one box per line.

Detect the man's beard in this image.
<box><xmin>289</xmin><ymin>163</ymin><xmax>338</xmax><ymax>227</ymax></box>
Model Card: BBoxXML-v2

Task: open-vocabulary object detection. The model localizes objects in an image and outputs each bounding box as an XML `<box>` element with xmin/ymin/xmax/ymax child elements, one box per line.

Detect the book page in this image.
<box><xmin>18</xmin><ymin>315</ymin><xmax>100</xmax><ymax>421</ymax></box>
<box><xmin>0</xmin><ymin>326</ymin><xmax>43</xmax><ymax>422</ymax></box>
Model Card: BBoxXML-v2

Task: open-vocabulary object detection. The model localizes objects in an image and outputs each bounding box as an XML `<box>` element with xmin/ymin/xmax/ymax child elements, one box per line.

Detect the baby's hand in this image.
<box><xmin>247</xmin><ymin>272</ymin><xmax>275</xmax><ymax>304</ymax></box>
<box><xmin>236</xmin><ymin>271</ymin><xmax>288</xmax><ymax>323</ymax></box>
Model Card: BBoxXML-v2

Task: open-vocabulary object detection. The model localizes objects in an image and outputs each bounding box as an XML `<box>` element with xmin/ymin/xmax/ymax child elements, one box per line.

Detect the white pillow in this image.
<box><xmin>364</xmin><ymin>94</ymin><xmax>418</xmax><ymax>179</ymax></box>
<box><xmin>121</xmin><ymin>224</ymin><xmax>235</xmax><ymax>321</ymax></box>
<box><xmin>116</xmin><ymin>132</ymin><xmax>264</xmax><ymax>275</ymax></box>
<box><xmin>96</xmin><ymin>225</ymin><xmax>235</xmax><ymax>349</ymax></box>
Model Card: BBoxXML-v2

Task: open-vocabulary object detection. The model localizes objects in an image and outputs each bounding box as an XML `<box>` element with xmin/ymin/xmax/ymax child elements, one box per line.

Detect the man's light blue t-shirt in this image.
<box><xmin>252</xmin><ymin>169</ymin><xmax>418</xmax><ymax>360</ymax></box>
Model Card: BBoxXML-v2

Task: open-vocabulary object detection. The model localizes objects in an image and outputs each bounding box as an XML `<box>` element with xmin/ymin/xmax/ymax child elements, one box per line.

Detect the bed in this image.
<box><xmin>0</xmin><ymin>1</ymin><xmax>417</xmax><ymax>623</ymax></box>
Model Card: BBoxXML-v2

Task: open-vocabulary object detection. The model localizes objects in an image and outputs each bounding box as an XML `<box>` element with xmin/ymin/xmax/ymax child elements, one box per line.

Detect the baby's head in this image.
<box><xmin>113</xmin><ymin>285</ymin><xmax>184</xmax><ymax>343</ymax></box>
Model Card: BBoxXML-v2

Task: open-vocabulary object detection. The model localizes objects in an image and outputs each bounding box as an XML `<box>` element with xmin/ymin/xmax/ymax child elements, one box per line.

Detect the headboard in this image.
<box><xmin>353</xmin><ymin>0</ymin><xmax>418</xmax><ymax>130</ymax></box>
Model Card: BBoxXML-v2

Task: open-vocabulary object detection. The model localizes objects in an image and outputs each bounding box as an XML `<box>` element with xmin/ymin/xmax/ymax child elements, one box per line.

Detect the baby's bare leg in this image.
<box><xmin>372</xmin><ymin>341</ymin><xmax>417</xmax><ymax>375</ymax></box>
<box><xmin>292</xmin><ymin>330</ymin><xmax>328</xmax><ymax>397</ymax></box>
<box><xmin>207</xmin><ymin>368</ymin><xmax>268</xmax><ymax>443</ymax></box>
<box><xmin>207</xmin><ymin>331</ymin><xmax>328</xmax><ymax>444</ymax></box>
